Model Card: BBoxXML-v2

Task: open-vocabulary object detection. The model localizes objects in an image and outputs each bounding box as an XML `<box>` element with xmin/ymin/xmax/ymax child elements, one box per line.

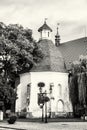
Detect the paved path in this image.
<box><xmin>0</xmin><ymin>121</ymin><xmax>87</xmax><ymax>130</ymax></box>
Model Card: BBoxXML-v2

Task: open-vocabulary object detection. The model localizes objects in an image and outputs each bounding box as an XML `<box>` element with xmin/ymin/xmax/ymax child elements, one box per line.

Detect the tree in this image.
<box><xmin>69</xmin><ymin>55</ymin><xmax>87</xmax><ymax>117</ymax></box>
<box><xmin>0</xmin><ymin>22</ymin><xmax>43</xmax><ymax>113</ymax></box>
<box><xmin>69</xmin><ymin>73</ymin><xmax>79</xmax><ymax>116</ymax></box>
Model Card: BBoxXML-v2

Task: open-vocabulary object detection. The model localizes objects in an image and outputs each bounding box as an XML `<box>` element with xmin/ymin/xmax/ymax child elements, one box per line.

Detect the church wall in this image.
<box><xmin>15</xmin><ymin>73</ymin><xmax>31</xmax><ymax>112</ymax></box>
<box><xmin>16</xmin><ymin>71</ymin><xmax>72</xmax><ymax>117</ymax></box>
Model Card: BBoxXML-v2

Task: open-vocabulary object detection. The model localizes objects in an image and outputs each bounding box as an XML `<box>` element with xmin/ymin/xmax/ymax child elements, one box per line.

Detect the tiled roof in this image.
<box><xmin>38</xmin><ymin>22</ymin><xmax>52</xmax><ymax>32</ymax></box>
<box><xmin>58</xmin><ymin>37</ymin><xmax>87</xmax><ymax>70</ymax></box>
<box><xmin>31</xmin><ymin>39</ymin><xmax>65</xmax><ymax>72</ymax></box>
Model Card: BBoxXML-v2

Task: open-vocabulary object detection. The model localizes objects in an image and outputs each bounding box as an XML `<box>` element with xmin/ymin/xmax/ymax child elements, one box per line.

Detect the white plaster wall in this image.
<box><xmin>16</xmin><ymin>73</ymin><xmax>31</xmax><ymax>112</ymax></box>
<box><xmin>16</xmin><ymin>71</ymin><xmax>72</xmax><ymax>117</ymax></box>
<box><xmin>41</xmin><ymin>30</ymin><xmax>51</xmax><ymax>40</ymax></box>
<box><xmin>29</xmin><ymin>72</ymin><xmax>72</xmax><ymax>117</ymax></box>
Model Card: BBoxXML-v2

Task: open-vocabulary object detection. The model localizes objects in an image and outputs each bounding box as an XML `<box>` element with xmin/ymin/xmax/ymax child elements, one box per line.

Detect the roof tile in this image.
<box><xmin>38</xmin><ymin>23</ymin><xmax>52</xmax><ymax>32</ymax></box>
<box><xmin>31</xmin><ymin>39</ymin><xmax>65</xmax><ymax>72</ymax></box>
<box><xmin>58</xmin><ymin>37</ymin><xmax>87</xmax><ymax>70</ymax></box>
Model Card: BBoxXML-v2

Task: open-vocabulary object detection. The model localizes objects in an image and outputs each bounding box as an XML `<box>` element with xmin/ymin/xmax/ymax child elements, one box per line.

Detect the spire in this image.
<box><xmin>55</xmin><ymin>23</ymin><xmax>60</xmax><ymax>47</ymax></box>
<box><xmin>57</xmin><ymin>23</ymin><xmax>59</xmax><ymax>35</ymax></box>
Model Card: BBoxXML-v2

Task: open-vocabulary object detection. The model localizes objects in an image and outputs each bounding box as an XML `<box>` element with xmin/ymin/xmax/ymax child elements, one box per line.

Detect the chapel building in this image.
<box><xmin>16</xmin><ymin>21</ymin><xmax>87</xmax><ymax>118</ymax></box>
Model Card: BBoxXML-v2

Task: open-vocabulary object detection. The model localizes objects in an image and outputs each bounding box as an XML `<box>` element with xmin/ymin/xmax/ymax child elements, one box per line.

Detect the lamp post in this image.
<box><xmin>38</xmin><ymin>82</ymin><xmax>50</xmax><ymax>123</ymax></box>
<box><xmin>38</xmin><ymin>90</ymin><xmax>50</xmax><ymax>123</ymax></box>
<box><xmin>38</xmin><ymin>82</ymin><xmax>45</xmax><ymax>122</ymax></box>
<box><xmin>38</xmin><ymin>93</ymin><xmax>44</xmax><ymax>122</ymax></box>
<box><xmin>39</xmin><ymin>103</ymin><xmax>44</xmax><ymax>122</ymax></box>
<box><xmin>41</xmin><ymin>90</ymin><xmax>50</xmax><ymax>123</ymax></box>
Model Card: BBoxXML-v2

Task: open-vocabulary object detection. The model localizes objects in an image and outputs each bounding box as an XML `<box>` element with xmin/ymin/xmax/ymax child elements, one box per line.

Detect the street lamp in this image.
<box><xmin>37</xmin><ymin>82</ymin><xmax>50</xmax><ymax>123</ymax></box>
<box><xmin>38</xmin><ymin>82</ymin><xmax>45</xmax><ymax>122</ymax></box>
<box><xmin>40</xmin><ymin>90</ymin><xmax>50</xmax><ymax>123</ymax></box>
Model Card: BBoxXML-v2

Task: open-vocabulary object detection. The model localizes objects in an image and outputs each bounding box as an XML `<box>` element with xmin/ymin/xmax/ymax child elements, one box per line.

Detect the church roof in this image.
<box><xmin>38</xmin><ymin>22</ymin><xmax>52</xmax><ymax>32</ymax></box>
<box><xmin>31</xmin><ymin>39</ymin><xmax>65</xmax><ymax>72</ymax></box>
<box><xmin>58</xmin><ymin>37</ymin><xmax>87</xmax><ymax>70</ymax></box>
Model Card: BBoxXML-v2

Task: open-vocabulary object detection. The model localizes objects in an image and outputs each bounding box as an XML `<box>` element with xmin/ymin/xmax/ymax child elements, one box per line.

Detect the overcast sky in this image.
<box><xmin>0</xmin><ymin>0</ymin><xmax>87</xmax><ymax>43</ymax></box>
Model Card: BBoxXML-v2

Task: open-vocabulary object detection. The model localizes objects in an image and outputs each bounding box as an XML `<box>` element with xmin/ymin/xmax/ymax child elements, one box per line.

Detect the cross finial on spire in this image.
<box><xmin>44</xmin><ymin>18</ymin><xmax>48</xmax><ymax>24</ymax></box>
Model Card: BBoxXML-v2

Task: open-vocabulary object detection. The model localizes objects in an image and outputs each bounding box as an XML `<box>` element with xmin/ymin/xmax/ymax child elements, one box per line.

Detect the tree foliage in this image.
<box><xmin>69</xmin><ymin>55</ymin><xmax>87</xmax><ymax>116</ymax></box>
<box><xmin>0</xmin><ymin>22</ymin><xmax>43</xmax><ymax>73</ymax></box>
<box><xmin>0</xmin><ymin>22</ymin><xmax>43</xmax><ymax>111</ymax></box>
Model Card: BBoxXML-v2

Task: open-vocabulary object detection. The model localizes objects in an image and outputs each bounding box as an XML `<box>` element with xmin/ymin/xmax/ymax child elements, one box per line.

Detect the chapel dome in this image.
<box><xmin>31</xmin><ymin>39</ymin><xmax>66</xmax><ymax>72</ymax></box>
<box><xmin>38</xmin><ymin>21</ymin><xmax>52</xmax><ymax>32</ymax></box>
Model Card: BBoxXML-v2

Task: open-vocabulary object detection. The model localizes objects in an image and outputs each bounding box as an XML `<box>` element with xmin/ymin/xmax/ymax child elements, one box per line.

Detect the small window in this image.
<box><xmin>27</xmin><ymin>84</ymin><xmax>31</xmax><ymax>97</ymax></box>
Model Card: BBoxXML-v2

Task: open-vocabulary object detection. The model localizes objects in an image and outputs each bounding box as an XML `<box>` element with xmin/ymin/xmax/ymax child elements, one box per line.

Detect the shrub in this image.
<box><xmin>7</xmin><ymin>113</ymin><xmax>17</xmax><ymax>124</ymax></box>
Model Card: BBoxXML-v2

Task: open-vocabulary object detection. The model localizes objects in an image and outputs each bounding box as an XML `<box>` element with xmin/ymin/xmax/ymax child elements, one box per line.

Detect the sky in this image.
<box><xmin>0</xmin><ymin>0</ymin><xmax>87</xmax><ymax>43</ymax></box>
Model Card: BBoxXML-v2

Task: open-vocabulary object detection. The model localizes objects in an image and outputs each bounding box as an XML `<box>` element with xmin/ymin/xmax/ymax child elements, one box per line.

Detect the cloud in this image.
<box><xmin>0</xmin><ymin>0</ymin><xmax>87</xmax><ymax>42</ymax></box>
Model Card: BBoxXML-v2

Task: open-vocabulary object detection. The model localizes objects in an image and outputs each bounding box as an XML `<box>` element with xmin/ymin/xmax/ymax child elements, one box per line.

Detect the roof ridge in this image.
<box><xmin>61</xmin><ymin>37</ymin><xmax>86</xmax><ymax>45</ymax></box>
<box><xmin>38</xmin><ymin>22</ymin><xmax>52</xmax><ymax>32</ymax></box>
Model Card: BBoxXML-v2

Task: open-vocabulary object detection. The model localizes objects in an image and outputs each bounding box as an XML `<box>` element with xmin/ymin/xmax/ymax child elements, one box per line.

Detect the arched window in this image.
<box><xmin>27</xmin><ymin>84</ymin><xmax>31</xmax><ymax>97</ymax></box>
<box><xmin>57</xmin><ymin>99</ymin><xmax>64</xmax><ymax>112</ymax></box>
<box><xmin>58</xmin><ymin>84</ymin><xmax>62</xmax><ymax>96</ymax></box>
<box><xmin>48</xmin><ymin>32</ymin><xmax>49</xmax><ymax>37</ymax></box>
<box><xmin>27</xmin><ymin>83</ymin><xmax>31</xmax><ymax>106</ymax></box>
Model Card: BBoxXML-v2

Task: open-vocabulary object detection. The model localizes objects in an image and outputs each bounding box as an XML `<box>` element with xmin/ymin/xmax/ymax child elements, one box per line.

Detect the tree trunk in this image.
<box><xmin>11</xmin><ymin>100</ymin><xmax>15</xmax><ymax>113</ymax></box>
<box><xmin>73</xmin><ymin>104</ymin><xmax>76</xmax><ymax>117</ymax></box>
<box><xmin>3</xmin><ymin>104</ymin><xmax>6</xmax><ymax>118</ymax></box>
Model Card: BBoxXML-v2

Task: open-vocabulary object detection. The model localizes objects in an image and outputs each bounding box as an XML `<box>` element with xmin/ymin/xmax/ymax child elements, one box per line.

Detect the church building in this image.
<box><xmin>16</xmin><ymin>20</ymin><xmax>86</xmax><ymax>118</ymax></box>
